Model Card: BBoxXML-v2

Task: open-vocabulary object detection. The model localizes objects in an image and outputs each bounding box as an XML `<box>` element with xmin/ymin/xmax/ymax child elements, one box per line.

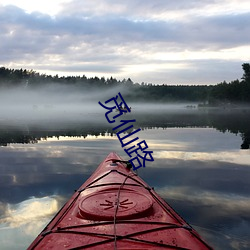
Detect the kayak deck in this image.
<box><xmin>28</xmin><ymin>152</ymin><xmax>213</xmax><ymax>249</ymax></box>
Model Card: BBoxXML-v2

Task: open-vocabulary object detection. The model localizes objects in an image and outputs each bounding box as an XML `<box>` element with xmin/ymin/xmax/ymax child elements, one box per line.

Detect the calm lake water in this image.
<box><xmin>0</xmin><ymin>104</ymin><xmax>250</xmax><ymax>249</ymax></box>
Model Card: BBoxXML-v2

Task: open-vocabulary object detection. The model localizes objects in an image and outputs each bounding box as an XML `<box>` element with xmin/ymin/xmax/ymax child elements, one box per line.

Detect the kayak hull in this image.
<box><xmin>28</xmin><ymin>152</ymin><xmax>213</xmax><ymax>249</ymax></box>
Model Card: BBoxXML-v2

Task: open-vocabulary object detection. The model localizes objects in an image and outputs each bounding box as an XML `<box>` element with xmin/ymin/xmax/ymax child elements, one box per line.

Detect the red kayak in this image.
<box><xmin>28</xmin><ymin>152</ymin><xmax>213</xmax><ymax>249</ymax></box>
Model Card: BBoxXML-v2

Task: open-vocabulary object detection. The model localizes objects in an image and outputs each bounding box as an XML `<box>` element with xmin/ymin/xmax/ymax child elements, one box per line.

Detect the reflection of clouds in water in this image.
<box><xmin>0</xmin><ymin>202</ymin><xmax>8</xmax><ymax>218</ymax></box>
<box><xmin>143</xmin><ymin>127</ymin><xmax>243</xmax><ymax>152</ymax></box>
<box><xmin>0</xmin><ymin>196</ymin><xmax>59</xmax><ymax>230</ymax></box>
<box><xmin>157</xmin><ymin>186</ymin><xmax>250</xmax><ymax>215</ymax></box>
<box><xmin>0</xmin><ymin>139</ymin><xmax>126</xmax><ymax>205</ymax></box>
<box><xmin>0</xmin><ymin>128</ymin><xmax>249</xmax><ymax>249</ymax></box>
<box><xmin>157</xmin><ymin>186</ymin><xmax>250</xmax><ymax>249</ymax></box>
<box><xmin>42</xmin><ymin>134</ymin><xmax>117</xmax><ymax>142</ymax></box>
<box><xmin>0</xmin><ymin>196</ymin><xmax>61</xmax><ymax>249</ymax></box>
<box><xmin>154</xmin><ymin>150</ymin><xmax>250</xmax><ymax>166</ymax></box>
<box><xmin>5</xmin><ymin>137</ymin><xmax>122</xmax><ymax>178</ymax></box>
<box><xmin>194</xmin><ymin>223</ymin><xmax>250</xmax><ymax>250</ymax></box>
<box><xmin>38</xmin><ymin>136</ymin><xmax>121</xmax><ymax>164</ymax></box>
<box><xmin>148</xmin><ymin>142</ymin><xmax>186</xmax><ymax>151</ymax></box>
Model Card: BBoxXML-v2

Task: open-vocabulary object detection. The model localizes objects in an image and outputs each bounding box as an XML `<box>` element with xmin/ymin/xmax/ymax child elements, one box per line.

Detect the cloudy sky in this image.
<box><xmin>0</xmin><ymin>0</ymin><xmax>250</xmax><ymax>85</ymax></box>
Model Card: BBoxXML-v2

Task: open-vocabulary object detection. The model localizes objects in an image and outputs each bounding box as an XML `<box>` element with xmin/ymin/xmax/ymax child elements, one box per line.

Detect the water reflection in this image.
<box><xmin>0</xmin><ymin>196</ymin><xmax>59</xmax><ymax>228</ymax></box>
<box><xmin>0</xmin><ymin>106</ymin><xmax>250</xmax><ymax>149</ymax></box>
<box><xmin>0</xmin><ymin>109</ymin><xmax>250</xmax><ymax>249</ymax></box>
<box><xmin>155</xmin><ymin>150</ymin><xmax>250</xmax><ymax>166</ymax></box>
<box><xmin>0</xmin><ymin>196</ymin><xmax>62</xmax><ymax>250</ymax></box>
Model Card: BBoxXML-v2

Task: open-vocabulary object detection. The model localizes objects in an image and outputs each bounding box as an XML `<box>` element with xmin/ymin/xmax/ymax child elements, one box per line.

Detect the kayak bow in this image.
<box><xmin>28</xmin><ymin>152</ymin><xmax>213</xmax><ymax>249</ymax></box>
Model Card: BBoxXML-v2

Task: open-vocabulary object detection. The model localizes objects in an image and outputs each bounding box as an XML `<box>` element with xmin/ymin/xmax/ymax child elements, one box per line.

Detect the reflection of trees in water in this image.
<box><xmin>0</xmin><ymin>132</ymin><xmax>38</xmax><ymax>146</ymax></box>
<box><xmin>241</xmin><ymin>134</ymin><xmax>250</xmax><ymax>149</ymax></box>
<box><xmin>0</xmin><ymin>109</ymin><xmax>250</xmax><ymax>149</ymax></box>
<box><xmin>138</xmin><ymin>109</ymin><xmax>250</xmax><ymax>149</ymax></box>
<box><xmin>0</xmin><ymin>123</ymin><xmax>114</xmax><ymax>146</ymax></box>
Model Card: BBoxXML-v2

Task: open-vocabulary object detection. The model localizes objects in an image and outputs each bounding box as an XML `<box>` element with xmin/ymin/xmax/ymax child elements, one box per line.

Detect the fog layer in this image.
<box><xmin>0</xmin><ymin>85</ymin><xmax>197</xmax><ymax>125</ymax></box>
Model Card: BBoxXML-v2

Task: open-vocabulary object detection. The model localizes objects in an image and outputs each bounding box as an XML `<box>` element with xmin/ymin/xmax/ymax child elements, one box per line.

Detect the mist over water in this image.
<box><xmin>0</xmin><ymin>85</ymin><xmax>99</xmax><ymax>122</ymax></box>
<box><xmin>0</xmin><ymin>84</ymin><xmax>250</xmax><ymax>151</ymax></box>
<box><xmin>0</xmin><ymin>85</ymin><xmax>198</xmax><ymax>125</ymax></box>
<box><xmin>0</xmin><ymin>84</ymin><xmax>250</xmax><ymax>249</ymax></box>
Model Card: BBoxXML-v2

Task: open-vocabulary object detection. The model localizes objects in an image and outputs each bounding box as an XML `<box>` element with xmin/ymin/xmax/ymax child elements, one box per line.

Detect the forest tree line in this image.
<box><xmin>0</xmin><ymin>63</ymin><xmax>249</xmax><ymax>104</ymax></box>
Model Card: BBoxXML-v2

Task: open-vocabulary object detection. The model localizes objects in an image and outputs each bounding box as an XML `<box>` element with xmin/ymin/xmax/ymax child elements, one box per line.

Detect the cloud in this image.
<box><xmin>154</xmin><ymin>150</ymin><xmax>250</xmax><ymax>166</ymax></box>
<box><xmin>157</xmin><ymin>186</ymin><xmax>250</xmax><ymax>216</ymax></box>
<box><xmin>0</xmin><ymin>1</ymin><xmax>250</xmax><ymax>84</ymax></box>
<box><xmin>0</xmin><ymin>196</ymin><xmax>61</xmax><ymax>249</ymax></box>
<box><xmin>0</xmin><ymin>196</ymin><xmax>59</xmax><ymax>229</ymax></box>
<box><xmin>58</xmin><ymin>0</ymin><xmax>245</xmax><ymax>19</ymax></box>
